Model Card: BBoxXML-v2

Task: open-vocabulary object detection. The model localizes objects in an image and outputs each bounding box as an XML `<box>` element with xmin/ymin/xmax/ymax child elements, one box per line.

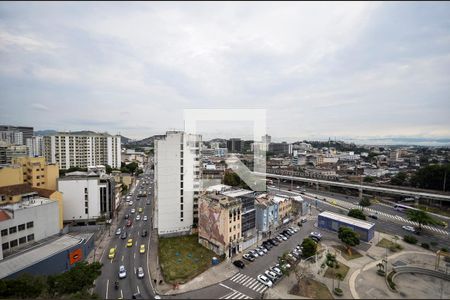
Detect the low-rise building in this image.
<box><xmin>273</xmin><ymin>194</ymin><xmax>292</xmax><ymax>225</ymax></box>
<box><xmin>255</xmin><ymin>194</ymin><xmax>279</xmax><ymax>237</ymax></box>
<box><xmin>12</xmin><ymin>156</ymin><xmax>59</xmax><ymax>190</ymax></box>
<box><xmin>198</xmin><ymin>192</ymin><xmax>242</xmax><ymax>257</ymax></box>
<box><xmin>0</xmin><ymin>195</ymin><xmax>60</xmax><ymax>260</ymax></box>
<box><xmin>58</xmin><ymin>171</ymin><xmax>116</xmax><ymax>224</ymax></box>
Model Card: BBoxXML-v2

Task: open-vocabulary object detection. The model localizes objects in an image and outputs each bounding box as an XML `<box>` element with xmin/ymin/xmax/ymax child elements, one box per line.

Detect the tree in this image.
<box><xmin>410</xmin><ymin>164</ymin><xmax>450</xmax><ymax>191</ymax></box>
<box><xmin>348</xmin><ymin>209</ymin><xmax>366</xmax><ymax>220</ymax></box>
<box><xmin>338</xmin><ymin>227</ymin><xmax>360</xmax><ymax>256</ymax></box>
<box><xmin>0</xmin><ymin>273</ymin><xmax>46</xmax><ymax>299</ymax></box>
<box><xmin>105</xmin><ymin>164</ymin><xmax>112</xmax><ymax>174</ymax></box>
<box><xmin>406</xmin><ymin>209</ymin><xmax>437</xmax><ymax>231</ymax></box>
<box><xmin>359</xmin><ymin>197</ymin><xmax>371</xmax><ymax>207</ymax></box>
<box><xmin>390</xmin><ymin>172</ymin><xmax>408</xmax><ymax>186</ymax></box>
<box><xmin>363</xmin><ymin>176</ymin><xmax>374</xmax><ymax>183</ymax></box>
<box><xmin>301</xmin><ymin>238</ymin><xmax>318</xmax><ymax>258</ymax></box>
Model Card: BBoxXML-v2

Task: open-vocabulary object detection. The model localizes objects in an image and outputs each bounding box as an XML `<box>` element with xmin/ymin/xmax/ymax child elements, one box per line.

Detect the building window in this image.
<box><xmin>229</xmin><ymin>227</ymin><xmax>231</xmax><ymax>232</ymax></box>
<box><xmin>1</xmin><ymin>229</ymin><xmax>7</xmax><ymax>237</ymax></box>
<box><xmin>36</xmin><ymin>175</ymin><xmax>40</xmax><ymax>179</ymax></box>
<box><xmin>37</xmin><ymin>183</ymin><xmax>40</xmax><ymax>186</ymax></box>
<box><xmin>26</xmin><ymin>222</ymin><xmax>34</xmax><ymax>229</ymax></box>
<box><xmin>180</xmin><ymin>175</ymin><xmax>183</xmax><ymax>181</ymax></box>
<box><xmin>238</xmin><ymin>233</ymin><xmax>240</xmax><ymax>238</ymax></box>
<box><xmin>180</xmin><ymin>204</ymin><xmax>183</xmax><ymax>211</ymax></box>
<box><xmin>19</xmin><ymin>236</ymin><xmax>27</xmax><ymax>244</ymax></box>
<box><xmin>180</xmin><ymin>197</ymin><xmax>183</xmax><ymax>203</ymax></box>
<box><xmin>10</xmin><ymin>240</ymin><xmax>18</xmax><ymax>248</ymax></box>
<box><xmin>84</xmin><ymin>188</ymin><xmax>88</xmax><ymax>193</ymax></box>
<box><xmin>85</xmin><ymin>194</ymin><xmax>88</xmax><ymax>200</ymax></box>
<box><xmin>18</xmin><ymin>224</ymin><xmax>25</xmax><ymax>231</ymax></box>
<box><xmin>27</xmin><ymin>234</ymin><xmax>34</xmax><ymax>242</ymax></box>
<box><xmin>180</xmin><ymin>167</ymin><xmax>183</xmax><ymax>173</ymax></box>
<box><xmin>180</xmin><ymin>219</ymin><xmax>183</xmax><ymax>222</ymax></box>
<box><xmin>85</xmin><ymin>208</ymin><xmax>89</xmax><ymax>214</ymax></box>
<box><xmin>9</xmin><ymin>226</ymin><xmax>17</xmax><ymax>234</ymax></box>
<box><xmin>180</xmin><ymin>212</ymin><xmax>183</xmax><ymax>218</ymax></box>
<box><xmin>2</xmin><ymin>242</ymin><xmax>9</xmax><ymax>250</ymax></box>
<box><xmin>180</xmin><ymin>182</ymin><xmax>183</xmax><ymax>189</ymax></box>
<box><xmin>233</xmin><ymin>234</ymin><xmax>236</xmax><ymax>240</ymax></box>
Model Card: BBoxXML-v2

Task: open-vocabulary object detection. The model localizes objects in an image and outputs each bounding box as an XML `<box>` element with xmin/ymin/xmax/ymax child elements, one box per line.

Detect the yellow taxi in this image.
<box><xmin>139</xmin><ymin>244</ymin><xmax>145</xmax><ymax>253</ymax></box>
<box><xmin>127</xmin><ymin>239</ymin><xmax>133</xmax><ymax>247</ymax></box>
<box><xmin>138</xmin><ymin>207</ymin><xmax>143</xmax><ymax>213</ymax></box>
<box><xmin>108</xmin><ymin>247</ymin><xmax>116</xmax><ymax>259</ymax></box>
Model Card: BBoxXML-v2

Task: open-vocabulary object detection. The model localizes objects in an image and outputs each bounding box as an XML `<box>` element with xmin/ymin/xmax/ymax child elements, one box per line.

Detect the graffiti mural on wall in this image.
<box><xmin>198</xmin><ymin>199</ymin><xmax>225</xmax><ymax>246</ymax></box>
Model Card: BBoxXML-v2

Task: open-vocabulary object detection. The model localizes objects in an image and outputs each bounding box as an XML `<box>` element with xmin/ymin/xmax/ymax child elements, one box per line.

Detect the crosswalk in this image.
<box><xmin>219</xmin><ymin>290</ymin><xmax>252</xmax><ymax>299</ymax></box>
<box><xmin>229</xmin><ymin>273</ymin><xmax>268</xmax><ymax>294</ymax></box>
<box><xmin>316</xmin><ymin>195</ymin><xmax>449</xmax><ymax>236</ymax></box>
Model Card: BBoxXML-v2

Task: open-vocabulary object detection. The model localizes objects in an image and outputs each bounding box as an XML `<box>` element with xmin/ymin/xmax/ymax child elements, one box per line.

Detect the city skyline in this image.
<box><xmin>1</xmin><ymin>2</ymin><xmax>450</xmax><ymax>140</ymax></box>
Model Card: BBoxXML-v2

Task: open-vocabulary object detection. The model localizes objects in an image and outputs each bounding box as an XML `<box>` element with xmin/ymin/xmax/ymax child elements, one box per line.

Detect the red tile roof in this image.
<box><xmin>0</xmin><ymin>210</ymin><xmax>11</xmax><ymax>222</ymax></box>
<box><xmin>0</xmin><ymin>183</ymin><xmax>34</xmax><ymax>196</ymax></box>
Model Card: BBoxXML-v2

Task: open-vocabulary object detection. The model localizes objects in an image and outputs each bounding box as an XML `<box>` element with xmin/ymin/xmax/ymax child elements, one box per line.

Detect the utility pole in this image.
<box><xmin>443</xmin><ymin>170</ymin><xmax>447</xmax><ymax>192</ymax></box>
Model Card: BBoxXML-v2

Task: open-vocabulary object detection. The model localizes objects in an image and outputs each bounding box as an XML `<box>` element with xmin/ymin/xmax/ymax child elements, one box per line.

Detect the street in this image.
<box><xmin>94</xmin><ymin>164</ymin><xmax>155</xmax><ymax>299</ymax></box>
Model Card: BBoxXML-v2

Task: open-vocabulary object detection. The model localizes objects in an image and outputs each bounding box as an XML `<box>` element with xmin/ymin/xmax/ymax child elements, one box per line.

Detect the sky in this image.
<box><xmin>0</xmin><ymin>2</ymin><xmax>449</xmax><ymax>142</ymax></box>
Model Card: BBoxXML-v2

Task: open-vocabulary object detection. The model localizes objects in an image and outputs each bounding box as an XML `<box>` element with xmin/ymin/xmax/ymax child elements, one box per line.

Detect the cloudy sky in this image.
<box><xmin>0</xmin><ymin>2</ymin><xmax>449</xmax><ymax>141</ymax></box>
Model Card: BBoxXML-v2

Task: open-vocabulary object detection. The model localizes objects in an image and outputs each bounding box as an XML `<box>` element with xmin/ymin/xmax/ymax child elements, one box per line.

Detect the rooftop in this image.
<box><xmin>2</xmin><ymin>197</ymin><xmax>56</xmax><ymax>213</ymax></box>
<box><xmin>0</xmin><ymin>184</ymin><xmax>35</xmax><ymax>197</ymax></box>
<box><xmin>0</xmin><ymin>234</ymin><xmax>89</xmax><ymax>279</ymax></box>
<box><xmin>222</xmin><ymin>188</ymin><xmax>253</xmax><ymax>198</ymax></box>
<box><xmin>319</xmin><ymin>211</ymin><xmax>375</xmax><ymax>230</ymax></box>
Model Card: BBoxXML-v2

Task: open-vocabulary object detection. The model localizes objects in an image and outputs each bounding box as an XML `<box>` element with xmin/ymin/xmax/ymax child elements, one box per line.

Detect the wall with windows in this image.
<box><xmin>0</xmin><ymin>198</ymin><xmax>59</xmax><ymax>259</ymax></box>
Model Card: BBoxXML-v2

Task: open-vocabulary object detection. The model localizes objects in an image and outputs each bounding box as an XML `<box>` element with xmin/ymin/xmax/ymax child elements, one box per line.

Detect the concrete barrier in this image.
<box><xmin>392</xmin><ymin>266</ymin><xmax>450</xmax><ymax>282</ymax></box>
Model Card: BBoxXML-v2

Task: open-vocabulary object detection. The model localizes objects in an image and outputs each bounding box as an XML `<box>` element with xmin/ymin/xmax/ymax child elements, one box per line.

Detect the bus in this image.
<box><xmin>393</xmin><ymin>203</ymin><xmax>419</xmax><ymax>212</ymax></box>
<box><xmin>401</xmin><ymin>197</ymin><xmax>415</xmax><ymax>203</ymax></box>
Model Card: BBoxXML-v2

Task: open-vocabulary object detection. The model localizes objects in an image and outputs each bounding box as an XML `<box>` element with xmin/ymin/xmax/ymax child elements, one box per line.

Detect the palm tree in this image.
<box><xmin>406</xmin><ymin>209</ymin><xmax>437</xmax><ymax>231</ymax></box>
<box><xmin>336</xmin><ymin>273</ymin><xmax>344</xmax><ymax>289</ymax></box>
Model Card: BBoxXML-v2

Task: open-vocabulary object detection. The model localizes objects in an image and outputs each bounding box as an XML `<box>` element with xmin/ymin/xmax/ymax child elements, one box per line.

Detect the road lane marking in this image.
<box><xmin>120</xmin><ymin>289</ymin><xmax>123</xmax><ymax>299</ymax></box>
<box><xmin>105</xmin><ymin>279</ymin><xmax>109</xmax><ymax>299</ymax></box>
<box><xmin>137</xmin><ymin>285</ymin><xmax>140</xmax><ymax>294</ymax></box>
<box><xmin>134</xmin><ymin>253</ymin><xmax>136</xmax><ymax>259</ymax></box>
<box><xmin>121</xmin><ymin>255</ymin><xmax>124</xmax><ymax>262</ymax></box>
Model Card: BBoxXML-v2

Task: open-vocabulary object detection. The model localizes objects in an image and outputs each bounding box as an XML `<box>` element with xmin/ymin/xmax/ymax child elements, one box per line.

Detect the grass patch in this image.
<box><xmin>376</xmin><ymin>238</ymin><xmax>403</xmax><ymax>252</ymax></box>
<box><xmin>290</xmin><ymin>277</ymin><xmax>333</xmax><ymax>299</ymax></box>
<box><xmin>332</xmin><ymin>245</ymin><xmax>363</xmax><ymax>260</ymax></box>
<box><xmin>159</xmin><ymin>234</ymin><xmax>219</xmax><ymax>284</ymax></box>
<box><xmin>323</xmin><ymin>261</ymin><xmax>350</xmax><ymax>280</ymax></box>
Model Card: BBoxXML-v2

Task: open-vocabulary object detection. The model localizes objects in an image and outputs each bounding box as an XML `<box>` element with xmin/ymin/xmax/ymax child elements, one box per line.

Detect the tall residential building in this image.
<box><xmin>0</xmin><ymin>126</ymin><xmax>33</xmax><ymax>145</ymax></box>
<box><xmin>12</xmin><ymin>156</ymin><xmax>59</xmax><ymax>190</ymax></box>
<box><xmin>26</xmin><ymin>136</ymin><xmax>44</xmax><ymax>157</ymax></box>
<box><xmin>58</xmin><ymin>171</ymin><xmax>116</xmax><ymax>223</ymax></box>
<box><xmin>154</xmin><ymin>131</ymin><xmax>201</xmax><ymax>236</ymax></box>
<box><xmin>0</xmin><ymin>131</ymin><xmax>23</xmax><ymax>146</ymax></box>
<box><xmin>43</xmin><ymin>132</ymin><xmax>121</xmax><ymax>170</ymax></box>
<box><xmin>227</xmin><ymin>138</ymin><xmax>243</xmax><ymax>153</ymax></box>
<box><xmin>0</xmin><ymin>143</ymin><xmax>28</xmax><ymax>164</ymax></box>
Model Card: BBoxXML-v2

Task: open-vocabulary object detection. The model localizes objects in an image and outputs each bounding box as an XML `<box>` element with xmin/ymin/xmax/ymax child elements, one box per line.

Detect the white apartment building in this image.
<box><xmin>0</xmin><ymin>131</ymin><xmax>23</xmax><ymax>146</ymax></box>
<box><xmin>26</xmin><ymin>136</ymin><xmax>44</xmax><ymax>157</ymax></box>
<box><xmin>0</xmin><ymin>197</ymin><xmax>60</xmax><ymax>260</ymax></box>
<box><xmin>154</xmin><ymin>131</ymin><xmax>201</xmax><ymax>236</ymax></box>
<box><xmin>58</xmin><ymin>172</ymin><xmax>116</xmax><ymax>223</ymax></box>
<box><xmin>44</xmin><ymin>132</ymin><xmax>121</xmax><ymax>169</ymax></box>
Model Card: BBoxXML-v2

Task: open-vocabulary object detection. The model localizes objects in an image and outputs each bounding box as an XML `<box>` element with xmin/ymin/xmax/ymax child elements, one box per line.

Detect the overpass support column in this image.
<box><xmin>315</xmin><ymin>182</ymin><xmax>319</xmax><ymax>191</ymax></box>
<box><xmin>358</xmin><ymin>188</ymin><xmax>363</xmax><ymax>200</ymax></box>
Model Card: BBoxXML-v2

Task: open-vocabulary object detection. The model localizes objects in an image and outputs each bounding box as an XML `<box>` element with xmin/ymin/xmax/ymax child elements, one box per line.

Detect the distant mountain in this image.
<box><xmin>120</xmin><ymin>135</ymin><xmax>131</xmax><ymax>144</ymax></box>
<box><xmin>128</xmin><ymin>134</ymin><xmax>165</xmax><ymax>146</ymax></box>
<box><xmin>34</xmin><ymin>129</ymin><xmax>57</xmax><ymax>136</ymax></box>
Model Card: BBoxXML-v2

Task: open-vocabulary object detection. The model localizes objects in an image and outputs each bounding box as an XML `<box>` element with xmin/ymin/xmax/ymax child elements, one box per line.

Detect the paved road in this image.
<box><xmin>94</xmin><ymin>165</ymin><xmax>155</xmax><ymax>299</ymax></box>
<box><xmin>269</xmin><ymin>185</ymin><xmax>450</xmax><ymax>250</ymax></box>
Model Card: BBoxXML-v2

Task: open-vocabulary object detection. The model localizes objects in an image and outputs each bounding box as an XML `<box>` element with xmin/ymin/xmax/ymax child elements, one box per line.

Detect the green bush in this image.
<box><xmin>441</xmin><ymin>247</ymin><xmax>448</xmax><ymax>252</ymax></box>
<box><xmin>403</xmin><ymin>235</ymin><xmax>418</xmax><ymax>244</ymax></box>
<box><xmin>421</xmin><ymin>243</ymin><xmax>430</xmax><ymax>249</ymax></box>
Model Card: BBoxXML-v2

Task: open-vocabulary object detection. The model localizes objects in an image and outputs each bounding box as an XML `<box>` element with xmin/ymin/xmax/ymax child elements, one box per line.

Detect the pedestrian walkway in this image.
<box><xmin>229</xmin><ymin>273</ymin><xmax>268</xmax><ymax>294</ymax></box>
<box><xmin>219</xmin><ymin>290</ymin><xmax>252</xmax><ymax>299</ymax></box>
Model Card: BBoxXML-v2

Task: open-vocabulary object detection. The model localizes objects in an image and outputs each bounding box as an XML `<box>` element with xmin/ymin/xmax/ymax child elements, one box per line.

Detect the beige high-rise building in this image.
<box><xmin>43</xmin><ymin>132</ymin><xmax>121</xmax><ymax>170</ymax></box>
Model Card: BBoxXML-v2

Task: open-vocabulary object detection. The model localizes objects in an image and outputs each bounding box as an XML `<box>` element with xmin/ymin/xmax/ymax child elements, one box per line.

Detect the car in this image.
<box><xmin>280</xmin><ymin>234</ymin><xmax>288</xmax><ymax>241</ymax></box>
<box><xmin>127</xmin><ymin>239</ymin><xmax>133</xmax><ymax>247</ymax></box>
<box><xmin>301</xmin><ymin>218</ymin><xmax>307</xmax><ymax>223</ymax></box>
<box><xmin>138</xmin><ymin>207</ymin><xmax>143</xmax><ymax>213</ymax></box>
<box><xmin>143</xmin><ymin>215</ymin><xmax>148</xmax><ymax>221</ymax></box>
<box><xmin>139</xmin><ymin>244</ymin><xmax>145</xmax><ymax>253</ymax></box>
<box><xmin>129</xmin><ymin>201</ymin><xmax>133</xmax><ymax>206</ymax></box>
<box><xmin>249</xmin><ymin>250</ymin><xmax>259</xmax><ymax>258</ymax></box>
<box><xmin>131</xmin><ymin>208</ymin><xmax>136</xmax><ymax>214</ymax></box>
<box><xmin>309</xmin><ymin>231</ymin><xmax>322</xmax><ymax>240</ymax></box>
<box><xmin>146</xmin><ymin>201</ymin><xmax>151</xmax><ymax>205</ymax></box>
<box><xmin>287</xmin><ymin>228</ymin><xmax>295</xmax><ymax>234</ymax></box>
<box><xmin>126</xmin><ymin>220</ymin><xmax>132</xmax><ymax>227</ymax></box>
<box><xmin>276</xmin><ymin>236</ymin><xmax>284</xmax><ymax>242</ymax></box>
<box><xmin>243</xmin><ymin>253</ymin><xmax>255</xmax><ymax>262</ymax></box>
<box><xmin>258</xmin><ymin>246</ymin><xmax>268</xmax><ymax>253</ymax></box>
<box><xmin>108</xmin><ymin>248</ymin><xmax>116</xmax><ymax>259</ymax></box>
<box><xmin>136</xmin><ymin>215</ymin><xmax>141</xmax><ymax>221</ymax></box>
<box><xmin>132</xmin><ymin>293</ymin><xmax>142</xmax><ymax>299</ymax></box>
<box><xmin>269</xmin><ymin>239</ymin><xmax>279</xmax><ymax>246</ymax></box>
<box><xmin>137</xmin><ymin>267</ymin><xmax>145</xmax><ymax>278</ymax></box>
<box><xmin>291</xmin><ymin>251</ymin><xmax>301</xmax><ymax>259</ymax></box>
<box><xmin>271</xmin><ymin>266</ymin><xmax>283</xmax><ymax>277</ymax></box>
<box><xmin>233</xmin><ymin>260</ymin><xmax>245</xmax><ymax>269</ymax></box>
<box><xmin>264</xmin><ymin>270</ymin><xmax>278</xmax><ymax>281</ymax></box>
<box><xmin>141</xmin><ymin>229</ymin><xmax>148</xmax><ymax>237</ymax></box>
<box><xmin>124</xmin><ymin>214</ymin><xmax>129</xmax><ymax>219</ymax></box>
<box><xmin>402</xmin><ymin>225</ymin><xmax>418</xmax><ymax>233</ymax></box>
<box><xmin>369</xmin><ymin>213</ymin><xmax>378</xmax><ymax>219</ymax></box>
<box><xmin>262</xmin><ymin>242</ymin><xmax>272</xmax><ymax>250</ymax></box>
<box><xmin>310</xmin><ymin>236</ymin><xmax>320</xmax><ymax>243</ymax></box>
<box><xmin>256</xmin><ymin>248</ymin><xmax>264</xmax><ymax>256</ymax></box>
<box><xmin>257</xmin><ymin>274</ymin><xmax>273</xmax><ymax>287</ymax></box>
<box><xmin>118</xmin><ymin>265</ymin><xmax>127</xmax><ymax>279</ymax></box>
<box><xmin>115</xmin><ymin>228</ymin><xmax>122</xmax><ymax>235</ymax></box>
<box><xmin>287</xmin><ymin>253</ymin><xmax>297</xmax><ymax>262</ymax></box>
<box><xmin>120</xmin><ymin>231</ymin><xmax>127</xmax><ymax>239</ymax></box>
